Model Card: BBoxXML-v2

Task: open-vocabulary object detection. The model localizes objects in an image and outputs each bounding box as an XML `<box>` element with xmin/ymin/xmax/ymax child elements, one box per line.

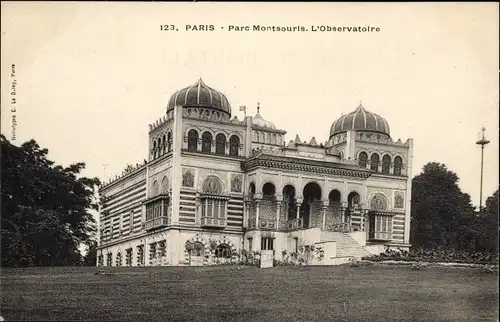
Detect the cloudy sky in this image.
<box><xmin>2</xmin><ymin>2</ymin><xmax>498</xmax><ymax>209</ymax></box>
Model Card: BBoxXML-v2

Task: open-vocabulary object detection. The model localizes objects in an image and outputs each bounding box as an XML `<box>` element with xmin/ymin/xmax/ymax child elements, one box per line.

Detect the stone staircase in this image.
<box><xmin>320</xmin><ymin>231</ymin><xmax>371</xmax><ymax>258</ymax></box>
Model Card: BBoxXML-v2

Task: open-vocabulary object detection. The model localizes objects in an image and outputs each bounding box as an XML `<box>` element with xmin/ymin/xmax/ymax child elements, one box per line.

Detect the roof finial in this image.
<box><xmin>257</xmin><ymin>102</ymin><xmax>260</xmax><ymax>114</ymax></box>
<box><xmin>359</xmin><ymin>100</ymin><xmax>363</xmax><ymax>107</ymax></box>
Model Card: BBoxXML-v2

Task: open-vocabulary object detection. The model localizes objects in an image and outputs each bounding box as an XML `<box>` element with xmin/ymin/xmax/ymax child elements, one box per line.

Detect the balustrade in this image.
<box><xmin>368</xmin><ymin>231</ymin><xmax>392</xmax><ymax>241</ymax></box>
<box><xmin>247</xmin><ymin>217</ymin><xmax>304</xmax><ymax>231</ymax></box>
<box><xmin>201</xmin><ymin>216</ymin><xmax>227</xmax><ymax>228</ymax></box>
<box><xmin>144</xmin><ymin>216</ymin><xmax>169</xmax><ymax>231</ymax></box>
<box><xmin>326</xmin><ymin>222</ymin><xmax>352</xmax><ymax>233</ymax></box>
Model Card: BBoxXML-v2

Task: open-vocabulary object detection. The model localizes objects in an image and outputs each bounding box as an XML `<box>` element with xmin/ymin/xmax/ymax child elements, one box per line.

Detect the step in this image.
<box><xmin>320</xmin><ymin>232</ymin><xmax>371</xmax><ymax>258</ymax></box>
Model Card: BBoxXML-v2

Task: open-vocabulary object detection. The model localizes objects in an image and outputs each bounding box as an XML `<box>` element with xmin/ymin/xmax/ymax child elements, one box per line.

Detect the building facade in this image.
<box><xmin>96</xmin><ymin>79</ymin><xmax>414</xmax><ymax>267</ymax></box>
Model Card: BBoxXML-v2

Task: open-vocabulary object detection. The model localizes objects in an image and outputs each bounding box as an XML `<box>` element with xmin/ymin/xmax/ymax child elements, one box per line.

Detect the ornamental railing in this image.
<box><xmin>144</xmin><ymin>216</ymin><xmax>169</xmax><ymax>231</ymax></box>
<box><xmin>247</xmin><ymin>218</ymin><xmax>304</xmax><ymax>231</ymax></box>
<box><xmin>326</xmin><ymin>222</ymin><xmax>351</xmax><ymax>233</ymax></box>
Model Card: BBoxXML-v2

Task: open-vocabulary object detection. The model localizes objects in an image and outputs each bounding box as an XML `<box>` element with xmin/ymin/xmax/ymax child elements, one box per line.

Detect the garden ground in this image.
<box><xmin>1</xmin><ymin>264</ymin><xmax>498</xmax><ymax>321</ymax></box>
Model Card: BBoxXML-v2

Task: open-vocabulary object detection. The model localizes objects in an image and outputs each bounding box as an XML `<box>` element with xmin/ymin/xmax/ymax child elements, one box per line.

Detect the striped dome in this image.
<box><xmin>329</xmin><ymin>104</ymin><xmax>390</xmax><ymax>138</ymax></box>
<box><xmin>167</xmin><ymin>78</ymin><xmax>231</xmax><ymax>116</ymax></box>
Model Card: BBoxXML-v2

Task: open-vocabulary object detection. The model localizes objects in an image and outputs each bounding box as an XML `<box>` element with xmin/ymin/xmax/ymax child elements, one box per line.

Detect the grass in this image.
<box><xmin>1</xmin><ymin>264</ymin><xmax>498</xmax><ymax>322</ymax></box>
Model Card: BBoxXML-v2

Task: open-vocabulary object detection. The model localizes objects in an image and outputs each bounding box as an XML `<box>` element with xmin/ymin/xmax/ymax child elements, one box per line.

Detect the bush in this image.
<box><xmin>362</xmin><ymin>247</ymin><xmax>499</xmax><ymax>265</ymax></box>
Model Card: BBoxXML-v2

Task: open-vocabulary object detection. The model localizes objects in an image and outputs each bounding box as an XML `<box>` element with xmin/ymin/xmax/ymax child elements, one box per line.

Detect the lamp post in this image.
<box><xmin>476</xmin><ymin>127</ymin><xmax>490</xmax><ymax>212</ymax></box>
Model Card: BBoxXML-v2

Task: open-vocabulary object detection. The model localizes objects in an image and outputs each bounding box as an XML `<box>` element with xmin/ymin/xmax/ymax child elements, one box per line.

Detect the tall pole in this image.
<box><xmin>476</xmin><ymin>127</ymin><xmax>490</xmax><ymax>212</ymax></box>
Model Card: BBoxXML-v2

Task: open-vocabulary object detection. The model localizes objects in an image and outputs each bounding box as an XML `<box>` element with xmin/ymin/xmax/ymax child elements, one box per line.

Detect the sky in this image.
<box><xmin>2</xmin><ymin>2</ymin><xmax>499</xmax><ymax>211</ymax></box>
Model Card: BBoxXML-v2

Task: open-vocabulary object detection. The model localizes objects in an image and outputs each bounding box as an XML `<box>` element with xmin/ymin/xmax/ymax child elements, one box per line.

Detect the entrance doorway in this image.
<box><xmin>302</xmin><ymin>182</ymin><xmax>322</xmax><ymax>228</ymax></box>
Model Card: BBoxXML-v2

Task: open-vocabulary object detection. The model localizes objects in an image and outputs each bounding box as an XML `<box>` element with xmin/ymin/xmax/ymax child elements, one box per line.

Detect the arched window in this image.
<box><xmin>202</xmin><ymin>132</ymin><xmax>212</xmax><ymax>153</ymax></box>
<box><xmin>215</xmin><ymin>134</ymin><xmax>226</xmax><ymax>155</ymax></box>
<box><xmin>271</xmin><ymin>134</ymin><xmax>277</xmax><ymax>145</ymax></box>
<box><xmin>370</xmin><ymin>153</ymin><xmax>380</xmax><ymax>172</ymax></box>
<box><xmin>229</xmin><ymin>135</ymin><xmax>240</xmax><ymax>156</ymax></box>
<box><xmin>215</xmin><ymin>244</ymin><xmax>232</xmax><ymax>258</ymax></box>
<box><xmin>152</xmin><ymin>181</ymin><xmax>159</xmax><ymax>196</ymax></box>
<box><xmin>394</xmin><ymin>156</ymin><xmax>403</xmax><ymax>175</ymax></box>
<box><xmin>259</xmin><ymin>132</ymin><xmax>265</xmax><ymax>142</ymax></box>
<box><xmin>153</xmin><ymin>140</ymin><xmax>158</xmax><ymax>159</ymax></box>
<box><xmin>358</xmin><ymin>152</ymin><xmax>368</xmax><ymax>168</ymax></box>
<box><xmin>167</xmin><ymin>132</ymin><xmax>172</xmax><ymax>152</ymax></box>
<box><xmin>262</xmin><ymin>182</ymin><xmax>276</xmax><ymax>200</ymax></box>
<box><xmin>382</xmin><ymin>155</ymin><xmax>391</xmax><ymax>174</ymax></box>
<box><xmin>187</xmin><ymin>130</ymin><xmax>198</xmax><ymax>151</ymax></box>
<box><xmin>162</xmin><ymin>134</ymin><xmax>166</xmax><ymax>154</ymax></box>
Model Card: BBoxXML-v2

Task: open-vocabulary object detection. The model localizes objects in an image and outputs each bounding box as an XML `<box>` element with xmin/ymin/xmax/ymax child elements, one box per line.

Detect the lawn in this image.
<box><xmin>1</xmin><ymin>264</ymin><xmax>498</xmax><ymax>321</ymax></box>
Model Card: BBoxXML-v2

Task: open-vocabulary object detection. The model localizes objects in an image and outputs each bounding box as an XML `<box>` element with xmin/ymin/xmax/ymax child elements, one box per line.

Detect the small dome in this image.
<box><xmin>252</xmin><ymin>106</ymin><xmax>276</xmax><ymax>129</ymax></box>
<box><xmin>167</xmin><ymin>78</ymin><xmax>231</xmax><ymax>116</ymax></box>
<box><xmin>329</xmin><ymin>104</ymin><xmax>390</xmax><ymax>138</ymax></box>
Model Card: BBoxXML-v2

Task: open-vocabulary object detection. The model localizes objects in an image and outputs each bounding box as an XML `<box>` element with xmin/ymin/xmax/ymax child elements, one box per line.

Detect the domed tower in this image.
<box><xmin>166</xmin><ymin>78</ymin><xmax>232</xmax><ymax>121</ymax></box>
<box><xmin>250</xmin><ymin>104</ymin><xmax>285</xmax><ymax>148</ymax></box>
<box><xmin>328</xmin><ymin>104</ymin><xmax>391</xmax><ymax>146</ymax></box>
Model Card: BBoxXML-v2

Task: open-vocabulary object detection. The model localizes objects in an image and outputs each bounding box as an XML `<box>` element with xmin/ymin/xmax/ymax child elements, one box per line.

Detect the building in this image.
<box><xmin>96</xmin><ymin>79</ymin><xmax>414</xmax><ymax>267</ymax></box>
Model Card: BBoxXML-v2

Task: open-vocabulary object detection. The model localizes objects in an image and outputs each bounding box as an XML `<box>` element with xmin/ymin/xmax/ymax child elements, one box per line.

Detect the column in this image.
<box><xmin>276</xmin><ymin>196</ymin><xmax>282</xmax><ymax>231</ymax></box>
<box><xmin>341</xmin><ymin>201</ymin><xmax>348</xmax><ymax>222</ymax></box>
<box><xmin>296</xmin><ymin>203</ymin><xmax>301</xmax><ymax>219</ymax></box>
<box><xmin>243</xmin><ymin>199</ymin><xmax>251</xmax><ymax>228</ymax></box>
<box><xmin>255</xmin><ymin>199</ymin><xmax>261</xmax><ymax>229</ymax></box>
<box><xmin>322</xmin><ymin>200</ymin><xmax>329</xmax><ymax>230</ymax></box>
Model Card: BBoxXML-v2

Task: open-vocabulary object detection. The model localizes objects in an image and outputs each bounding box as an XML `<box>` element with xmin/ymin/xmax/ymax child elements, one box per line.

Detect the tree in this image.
<box><xmin>474</xmin><ymin>189</ymin><xmax>499</xmax><ymax>253</ymax></box>
<box><xmin>1</xmin><ymin>135</ymin><xmax>99</xmax><ymax>267</ymax></box>
<box><xmin>83</xmin><ymin>240</ymin><xmax>98</xmax><ymax>266</ymax></box>
<box><xmin>410</xmin><ymin>162</ymin><xmax>476</xmax><ymax>251</ymax></box>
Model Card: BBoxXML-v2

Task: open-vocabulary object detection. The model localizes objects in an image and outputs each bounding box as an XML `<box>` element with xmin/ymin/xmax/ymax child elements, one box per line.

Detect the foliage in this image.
<box><xmin>410</xmin><ymin>162</ymin><xmax>498</xmax><ymax>255</ymax></box>
<box><xmin>83</xmin><ymin>240</ymin><xmax>98</xmax><ymax>266</ymax></box>
<box><xmin>1</xmin><ymin>135</ymin><xmax>100</xmax><ymax>267</ymax></box>
<box><xmin>362</xmin><ymin>247</ymin><xmax>499</xmax><ymax>265</ymax></box>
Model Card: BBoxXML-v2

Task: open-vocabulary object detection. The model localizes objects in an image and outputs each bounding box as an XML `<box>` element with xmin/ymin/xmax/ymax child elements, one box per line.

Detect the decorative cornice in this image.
<box><xmin>241</xmin><ymin>154</ymin><xmax>371</xmax><ymax>179</ymax></box>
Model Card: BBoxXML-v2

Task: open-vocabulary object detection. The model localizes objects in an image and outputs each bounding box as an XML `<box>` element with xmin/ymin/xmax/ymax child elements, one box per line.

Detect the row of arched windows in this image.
<box><xmin>152</xmin><ymin>132</ymin><xmax>173</xmax><ymax>160</ymax></box>
<box><xmin>187</xmin><ymin>129</ymin><xmax>241</xmax><ymax>157</ymax></box>
<box><xmin>252</xmin><ymin>131</ymin><xmax>283</xmax><ymax>145</ymax></box>
<box><xmin>358</xmin><ymin>152</ymin><xmax>403</xmax><ymax>175</ymax></box>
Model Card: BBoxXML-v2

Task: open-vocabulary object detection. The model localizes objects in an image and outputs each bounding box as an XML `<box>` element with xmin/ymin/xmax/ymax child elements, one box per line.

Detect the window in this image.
<box><xmin>107</xmin><ymin>253</ymin><xmax>113</xmax><ymax>266</ymax></box>
<box><xmin>215</xmin><ymin>244</ymin><xmax>232</xmax><ymax>258</ymax></box>
<box><xmin>358</xmin><ymin>152</ymin><xmax>368</xmax><ymax>168</ymax></box>
<box><xmin>125</xmin><ymin>248</ymin><xmax>133</xmax><ymax>266</ymax></box>
<box><xmin>215</xmin><ymin>133</ymin><xmax>226</xmax><ymax>155</ymax></box>
<box><xmin>190</xmin><ymin>241</ymin><xmax>204</xmax><ymax>257</ymax></box>
<box><xmin>229</xmin><ymin>135</ymin><xmax>240</xmax><ymax>156</ymax></box>
<box><xmin>137</xmin><ymin>246</ymin><xmax>144</xmax><ymax>265</ymax></box>
<box><xmin>370</xmin><ymin>153</ymin><xmax>380</xmax><ymax>172</ymax></box>
<box><xmin>248</xmin><ymin>238</ymin><xmax>253</xmax><ymax>253</ymax></box>
<box><xmin>98</xmin><ymin>255</ymin><xmax>104</xmax><ymax>266</ymax></box>
<box><xmin>201</xmin><ymin>199</ymin><xmax>227</xmax><ymax>219</ymax></box>
<box><xmin>382</xmin><ymin>155</ymin><xmax>391</xmax><ymax>174</ymax></box>
<box><xmin>187</xmin><ymin>130</ymin><xmax>198</xmax><ymax>151</ymax></box>
<box><xmin>201</xmin><ymin>132</ymin><xmax>212</xmax><ymax>153</ymax></box>
<box><xmin>150</xmin><ymin>243</ymin><xmax>157</xmax><ymax>260</ymax></box>
<box><xmin>369</xmin><ymin>215</ymin><xmax>393</xmax><ymax>240</ymax></box>
<box><xmin>261</xmin><ymin>237</ymin><xmax>274</xmax><ymax>250</ymax></box>
<box><xmin>293</xmin><ymin>237</ymin><xmax>298</xmax><ymax>253</ymax></box>
<box><xmin>167</xmin><ymin>132</ymin><xmax>172</xmax><ymax>152</ymax></box>
<box><xmin>394</xmin><ymin>156</ymin><xmax>403</xmax><ymax>175</ymax></box>
<box><xmin>162</xmin><ymin>134</ymin><xmax>166</xmax><ymax>154</ymax></box>
<box><xmin>116</xmin><ymin>252</ymin><xmax>122</xmax><ymax>267</ymax></box>
<box><xmin>158</xmin><ymin>241</ymin><xmax>166</xmax><ymax>257</ymax></box>
<box><xmin>153</xmin><ymin>140</ymin><xmax>157</xmax><ymax>159</ymax></box>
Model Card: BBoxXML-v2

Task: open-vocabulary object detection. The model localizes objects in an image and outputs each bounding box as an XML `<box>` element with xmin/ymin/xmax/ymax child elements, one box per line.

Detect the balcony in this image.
<box><xmin>144</xmin><ymin>216</ymin><xmax>169</xmax><ymax>231</ymax></box>
<box><xmin>201</xmin><ymin>216</ymin><xmax>227</xmax><ymax>228</ymax></box>
<box><xmin>368</xmin><ymin>231</ymin><xmax>393</xmax><ymax>241</ymax></box>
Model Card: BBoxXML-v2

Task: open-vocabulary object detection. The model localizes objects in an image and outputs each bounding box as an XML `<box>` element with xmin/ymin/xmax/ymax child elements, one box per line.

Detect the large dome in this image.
<box><xmin>329</xmin><ymin>104</ymin><xmax>390</xmax><ymax>138</ymax></box>
<box><xmin>167</xmin><ymin>78</ymin><xmax>231</xmax><ymax>116</ymax></box>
